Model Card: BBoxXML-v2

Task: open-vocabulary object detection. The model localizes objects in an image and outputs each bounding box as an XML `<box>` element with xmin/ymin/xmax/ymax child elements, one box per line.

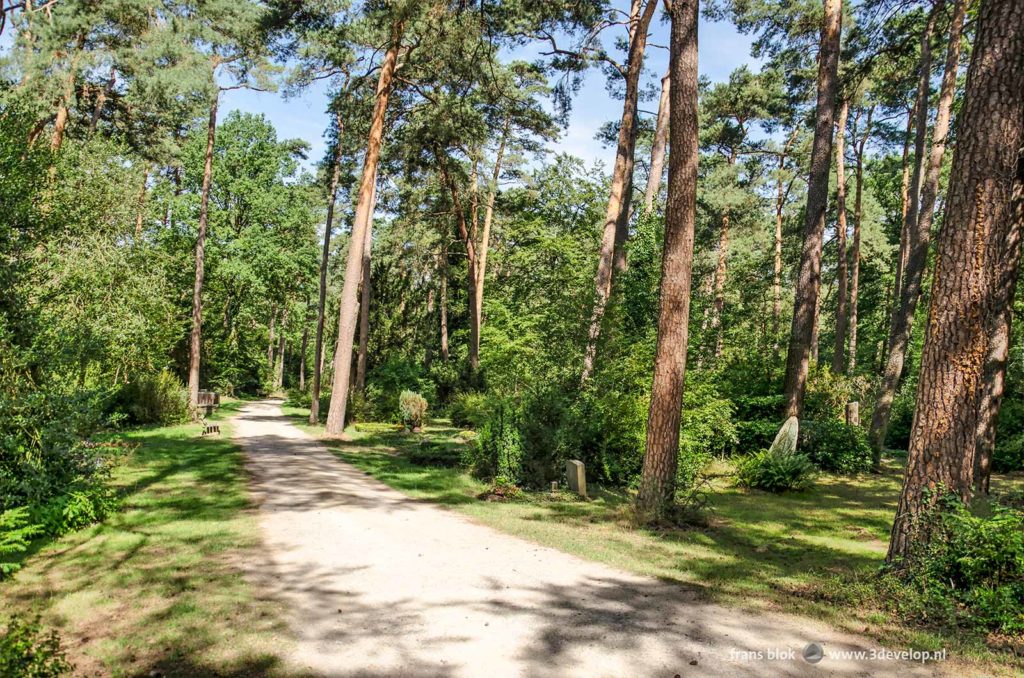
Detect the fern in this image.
<box><xmin>0</xmin><ymin>507</ymin><xmax>42</xmax><ymax>579</ymax></box>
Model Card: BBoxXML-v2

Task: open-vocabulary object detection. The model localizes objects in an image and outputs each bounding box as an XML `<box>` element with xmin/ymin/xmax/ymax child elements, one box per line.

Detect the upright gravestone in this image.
<box><xmin>845</xmin><ymin>401</ymin><xmax>860</xmax><ymax>426</ymax></box>
<box><xmin>768</xmin><ymin>416</ymin><xmax>800</xmax><ymax>456</ymax></box>
<box><xmin>566</xmin><ymin>460</ymin><xmax>587</xmax><ymax>499</ymax></box>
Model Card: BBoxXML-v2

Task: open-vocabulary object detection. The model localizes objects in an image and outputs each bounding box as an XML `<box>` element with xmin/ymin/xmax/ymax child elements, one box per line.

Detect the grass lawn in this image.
<box><xmin>0</xmin><ymin>400</ymin><xmax>293</xmax><ymax>677</ymax></box>
<box><xmin>284</xmin><ymin>405</ymin><xmax>1024</xmax><ymax>675</ymax></box>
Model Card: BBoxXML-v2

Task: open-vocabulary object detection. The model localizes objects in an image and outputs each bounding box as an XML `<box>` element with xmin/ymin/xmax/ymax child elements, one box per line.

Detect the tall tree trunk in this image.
<box><xmin>49</xmin><ymin>32</ymin><xmax>85</xmax><ymax>152</ymax></box>
<box><xmin>975</xmin><ymin>146</ymin><xmax>1024</xmax><ymax>493</ymax></box>
<box><xmin>894</xmin><ymin>105</ymin><xmax>916</xmax><ymax>304</ymax></box>
<box><xmin>325</xmin><ymin>19</ymin><xmax>404</xmax><ymax>437</ymax></box>
<box><xmin>309</xmin><ymin>111</ymin><xmax>344</xmax><ymax>425</ymax></box>
<box><xmin>474</xmin><ymin>120</ymin><xmax>510</xmax><ymax>358</ymax></box>
<box><xmin>848</xmin><ymin>107</ymin><xmax>872</xmax><ymax>373</ymax></box>
<box><xmin>266</xmin><ymin>305</ymin><xmax>277</xmax><ymax>375</ymax></box>
<box><xmin>581</xmin><ymin>0</ymin><xmax>660</xmax><ymax>381</ymax></box>
<box><xmin>772</xmin><ymin>129</ymin><xmax>798</xmax><ymax>354</ymax></box>
<box><xmin>782</xmin><ymin>0</ymin><xmax>843</xmax><ymax>419</ymax></box>
<box><xmin>643</xmin><ymin>72</ymin><xmax>671</xmax><ymax>212</ymax></box>
<box><xmin>888</xmin><ymin>0</ymin><xmax>1024</xmax><ymax>563</ymax></box>
<box><xmin>439</xmin><ymin>246</ymin><xmax>449</xmax><ymax>362</ymax></box>
<box><xmin>274</xmin><ymin>307</ymin><xmax>287</xmax><ymax>391</ymax></box>
<box><xmin>870</xmin><ymin>0</ymin><xmax>960</xmax><ymax>461</ymax></box>
<box><xmin>636</xmin><ymin>0</ymin><xmax>699</xmax><ymax>522</ymax></box>
<box><xmin>299</xmin><ymin>319</ymin><xmax>309</xmax><ymax>392</ymax></box>
<box><xmin>437</xmin><ymin>152</ymin><xmax>482</xmax><ymax>373</ymax></box>
<box><xmin>832</xmin><ymin>99</ymin><xmax>850</xmax><ymax>373</ymax></box>
<box><xmin>711</xmin><ymin>213</ymin><xmax>729</xmax><ymax>359</ymax></box>
<box><xmin>187</xmin><ymin>93</ymin><xmax>218</xmax><ymax>415</ymax></box>
<box><xmin>355</xmin><ymin>182</ymin><xmax>376</xmax><ymax>392</ymax></box>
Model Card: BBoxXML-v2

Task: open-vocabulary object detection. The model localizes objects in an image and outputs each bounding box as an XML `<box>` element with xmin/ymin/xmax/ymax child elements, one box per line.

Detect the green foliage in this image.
<box><xmin>803</xmin><ymin>366</ymin><xmax>869</xmax><ymax>420</ymax></box>
<box><xmin>800</xmin><ymin>419</ymin><xmax>873</xmax><ymax>474</ymax></box>
<box><xmin>0</xmin><ymin>616</ymin><xmax>72</xmax><ymax>678</ymax></box>
<box><xmin>398</xmin><ymin>391</ymin><xmax>428</xmax><ymax>429</ymax></box>
<box><xmin>117</xmin><ymin>371</ymin><xmax>189</xmax><ymax>425</ymax></box>
<box><xmin>992</xmin><ymin>397</ymin><xmax>1024</xmax><ymax>472</ymax></box>
<box><xmin>31</xmin><ymin>483</ymin><xmax>120</xmax><ymax>537</ymax></box>
<box><xmin>678</xmin><ymin>380</ymin><xmax>737</xmax><ymax>483</ymax></box>
<box><xmin>886</xmin><ymin>495</ymin><xmax>1024</xmax><ymax>634</ymax></box>
<box><xmin>734</xmin><ymin>418</ymin><xmax>780</xmax><ymax>455</ymax></box>
<box><xmin>0</xmin><ymin>508</ymin><xmax>42</xmax><ymax>579</ymax></box>
<box><xmin>448</xmin><ymin>392</ymin><xmax>489</xmax><ymax>429</ymax></box>
<box><xmin>736</xmin><ymin>450</ymin><xmax>815</xmax><ymax>493</ymax></box>
<box><xmin>469</xmin><ymin>403</ymin><xmax>523</xmax><ymax>485</ymax></box>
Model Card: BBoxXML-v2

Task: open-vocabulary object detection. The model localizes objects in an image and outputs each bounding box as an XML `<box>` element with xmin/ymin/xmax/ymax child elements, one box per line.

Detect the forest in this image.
<box><xmin>1</xmin><ymin>0</ymin><xmax>1023</xmax><ymax>675</ymax></box>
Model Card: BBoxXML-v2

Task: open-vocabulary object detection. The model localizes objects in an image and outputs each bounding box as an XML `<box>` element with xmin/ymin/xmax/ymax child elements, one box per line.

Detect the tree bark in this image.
<box><xmin>975</xmin><ymin>146</ymin><xmax>1024</xmax><ymax>493</ymax></box>
<box><xmin>440</xmin><ymin>243</ymin><xmax>449</xmax><ymax>361</ymax></box>
<box><xmin>781</xmin><ymin>0</ymin><xmax>842</xmax><ymax>419</ymax></box>
<box><xmin>848</xmin><ymin>106</ymin><xmax>872</xmax><ymax>373</ymax></box>
<box><xmin>888</xmin><ymin>0</ymin><xmax>1024</xmax><ymax>563</ymax></box>
<box><xmin>870</xmin><ymin>0</ymin><xmax>960</xmax><ymax>461</ymax></box>
<box><xmin>636</xmin><ymin>0</ymin><xmax>699</xmax><ymax>522</ymax></box>
<box><xmin>187</xmin><ymin>93</ymin><xmax>218</xmax><ymax>416</ymax></box>
<box><xmin>355</xmin><ymin>182</ymin><xmax>376</xmax><ymax>392</ymax></box>
<box><xmin>309</xmin><ymin>111</ymin><xmax>344</xmax><ymax>425</ymax></box>
<box><xmin>325</xmin><ymin>19</ymin><xmax>404</xmax><ymax>436</ymax></box>
<box><xmin>49</xmin><ymin>32</ymin><xmax>85</xmax><ymax>152</ymax></box>
<box><xmin>894</xmin><ymin>106</ymin><xmax>916</xmax><ymax>305</ymax></box>
<box><xmin>711</xmin><ymin>213</ymin><xmax>729</xmax><ymax>359</ymax></box>
<box><xmin>581</xmin><ymin>0</ymin><xmax>659</xmax><ymax>382</ymax></box>
<box><xmin>299</xmin><ymin>307</ymin><xmax>310</xmax><ymax>392</ymax></box>
<box><xmin>473</xmin><ymin>120</ymin><xmax>510</xmax><ymax>361</ymax></box>
<box><xmin>772</xmin><ymin>129</ymin><xmax>798</xmax><ymax>354</ymax></box>
<box><xmin>437</xmin><ymin>152</ymin><xmax>482</xmax><ymax>373</ymax></box>
<box><xmin>274</xmin><ymin>307</ymin><xmax>287</xmax><ymax>391</ymax></box>
<box><xmin>643</xmin><ymin>72</ymin><xmax>671</xmax><ymax>212</ymax></box>
<box><xmin>832</xmin><ymin>99</ymin><xmax>850</xmax><ymax>373</ymax></box>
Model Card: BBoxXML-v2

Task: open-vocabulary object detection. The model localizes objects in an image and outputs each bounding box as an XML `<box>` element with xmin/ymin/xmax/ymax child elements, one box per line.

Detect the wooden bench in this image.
<box><xmin>197</xmin><ymin>390</ymin><xmax>220</xmax><ymax>417</ymax></box>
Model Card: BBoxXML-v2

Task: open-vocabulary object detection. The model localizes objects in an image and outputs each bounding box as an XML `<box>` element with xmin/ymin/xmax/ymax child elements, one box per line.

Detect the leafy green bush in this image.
<box><xmin>993</xmin><ymin>432</ymin><xmax>1024</xmax><ymax>473</ymax></box>
<box><xmin>0</xmin><ymin>508</ymin><xmax>42</xmax><ymax>579</ymax></box>
<box><xmin>468</xmin><ymin>403</ymin><xmax>523</xmax><ymax>484</ymax></box>
<box><xmin>0</xmin><ymin>616</ymin><xmax>73</xmax><ymax>677</ymax></box>
<box><xmin>803</xmin><ymin>366</ymin><xmax>870</xmax><ymax>421</ymax></box>
<box><xmin>800</xmin><ymin>419</ymin><xmax>872</xmax><ymax>474</ymax></box>
<box><xmin>399</xmin><ymin>391</ymin><xmax>428</xmax><ymax>430</ymax></box>
<box><xmin>737</xmin><ymin>450</ymin><xmax>815</xmax><ymax>493</ymax></box>
<box><xmin>117</xmin><ymin>370</ymin><xmax>189</xmax><ymax>425</ymax></box>
<box><xmin>31</xmin><ymin>483</ymin><xmax>119</xmax><ymax>537</ymax></box>
<box><xmin>733</xmin><ymin>419</ymin><xmax>780</xmax><ymax>455</ymax></box>
<box><xmin>886</xmin><ymin>380</ymin><xmax>917</xmax><ymax>452</ymax></box>
<box><xmin>886</xmin><ymin>494</ymin><xmax>1024</xmax><ymax>634</ymax></box>
<box><xmin>448</xmin><ymin>392</ymin><xmax>489</xmax><ymax>429</ymax></box>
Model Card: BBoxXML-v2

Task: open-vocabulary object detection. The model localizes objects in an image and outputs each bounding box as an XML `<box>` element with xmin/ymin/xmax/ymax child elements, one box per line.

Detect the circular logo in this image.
<box><xmin>803</xmin><ymin>642</ymin><xmax>824</xmax><ymax>664</ymax></box>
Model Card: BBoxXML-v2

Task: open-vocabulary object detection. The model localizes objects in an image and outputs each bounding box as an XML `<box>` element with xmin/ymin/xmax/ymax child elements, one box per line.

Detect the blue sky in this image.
<box><xmin>222</xmin><ymin>6</ymin><xmax>758</xmax><ymax>171</ymax></box>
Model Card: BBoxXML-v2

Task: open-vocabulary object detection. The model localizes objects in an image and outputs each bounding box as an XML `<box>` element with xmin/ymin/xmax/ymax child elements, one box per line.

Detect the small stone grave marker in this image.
<box><xmin>566</xmin><ymin>460</ymin><xmax>587</xmax><ymax>499</ymax></box>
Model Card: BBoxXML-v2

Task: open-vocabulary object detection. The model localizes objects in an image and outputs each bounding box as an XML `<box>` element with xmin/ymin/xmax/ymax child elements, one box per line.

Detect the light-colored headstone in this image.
<box><xmin>566</xmin><ymin>460</ymin><xmax>587</xmax><ymax>498</ymax></box>
<box><xmin>845</xmin><ymin>401</ymin><xmax>860</xmax><ymax>426</ymax></box>
<box><xmin>768</xmin><ymin>416</ymin><xmax>800</xmax><ymax>457</ymax></box>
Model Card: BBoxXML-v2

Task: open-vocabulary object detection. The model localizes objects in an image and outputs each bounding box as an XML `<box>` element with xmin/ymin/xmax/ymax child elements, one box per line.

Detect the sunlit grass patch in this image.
<box><xmin>0</xmin><ymin>399</ymin><xmax>292</xmax><ymax>677</ymax></box>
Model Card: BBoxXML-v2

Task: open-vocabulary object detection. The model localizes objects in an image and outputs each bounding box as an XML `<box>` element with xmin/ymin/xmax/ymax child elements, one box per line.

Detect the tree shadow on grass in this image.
<box><xmin>1</xmin><ymin>422</ymin><xmax>292</xmax><ymax>676</ymax></box>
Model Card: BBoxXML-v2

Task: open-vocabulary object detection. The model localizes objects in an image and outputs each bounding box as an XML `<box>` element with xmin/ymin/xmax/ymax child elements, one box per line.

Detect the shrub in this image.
<box><xmin>0</xmin><ymin>616</ymin><xmax>73</xmax><ymax>677</ymax></box>
<box><xmin>0</xmin><ymin>508</ymin><xmax>42</xmax><ymax>579</ymax></box>
<box><xmin>733</xmin><ymin>419</ymin><xmax>780</xmax><ymax>456</ymax></box>
<box><xmin>448</xmin><ymin>392</ymin><xmax>489</xmax><ymax>429</ymax></box>
<box><xmin>117</xmin><ymin>370</ymin><xmax>189</xmax><ymax>425</ymax></box>
<box><xmin>468</xmin><ymin>403</ymin><xmax>523</xmax><ymax>484</ymax></box>
<box><xmin>398</xmin><ymin>391</ymin><xmax>428</xmax><ymax>430</ymax></box>
<box><xmin>800</xmin><ymin>419</ymin><xmax>872</xmax><ymax>474</ymax></box>
<box><xmin>993</xmin><ymin>432</ymin><xmax>1024</xmax><ymax>473</ymax></box>
<box><xmin>887</xmin><ymin>494</ymin><xmax>1024</xmax><ymax>634</ymax></box>
<box><xmin>737</xmin><ymin>450</ymin><xmax>815</xmax><ymax>493</ymax></box>
<box><xmin>803</xmin><ymin>366</ymin><xmax>870</xmax><ymax>421</ymax></box>
<box><xmin>31</xmin><ymin>482</ymin><xmax>119</xmax><ymax>537</ymax></box>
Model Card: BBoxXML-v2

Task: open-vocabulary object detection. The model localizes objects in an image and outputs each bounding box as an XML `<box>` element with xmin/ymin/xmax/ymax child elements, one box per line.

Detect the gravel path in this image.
<box><xmin>234</xmin><ymin>399</ymin><xmax>948</xmax><ymax>677</ymax></box>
